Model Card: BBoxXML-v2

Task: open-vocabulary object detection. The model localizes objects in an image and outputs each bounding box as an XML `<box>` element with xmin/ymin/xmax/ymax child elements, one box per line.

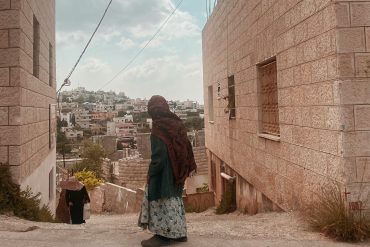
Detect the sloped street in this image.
<box><xmin>1</xmin><ymin>211</ymin><xmax>369</xmax><ymax>247</ymax></box>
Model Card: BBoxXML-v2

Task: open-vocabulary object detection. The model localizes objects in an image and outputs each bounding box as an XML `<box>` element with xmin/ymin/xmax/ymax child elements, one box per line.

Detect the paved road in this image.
<box><xmin>0</xmin><ymin>230</ymin><xmax>364</xmax><ymax>247</ymax></box>
<box><xmin>0</xmin><ymin>214</ymin><xmax>368</xmax><ymax>247</ymax></box>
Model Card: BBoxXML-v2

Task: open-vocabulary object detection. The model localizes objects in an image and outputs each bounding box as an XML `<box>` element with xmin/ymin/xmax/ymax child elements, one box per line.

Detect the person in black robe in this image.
<box><xmin>64</xmin><ymin>178</ymin><xmax>90</xmax><ymax>225</ymax></box>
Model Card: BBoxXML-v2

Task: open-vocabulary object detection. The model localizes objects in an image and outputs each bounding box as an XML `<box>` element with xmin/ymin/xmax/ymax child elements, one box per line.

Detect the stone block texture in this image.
<box><xmin>203</xmin><ymin>0</ymin><xmax>370</xmax><ymax>213</ymax></box>
<box><xmin>0</xmin><ymin>0</ymin><xmax>56</xmax><ymax>184</ymax></box>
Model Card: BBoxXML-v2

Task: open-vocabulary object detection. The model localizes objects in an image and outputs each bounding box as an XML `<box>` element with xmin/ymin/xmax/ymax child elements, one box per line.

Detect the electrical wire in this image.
<box><xmin>206</xmin><ymin>0</ymin><xmax>208</xmax><ymax>19</ymax></box>
<box><xmin>57</xmin><ymin>0</ymin><xmax>113</xmax><ymax>94</ymax></box>
<box><xmin>208</xmin><ymin>0</ymin><xmax>211</xmax><ymax>17</ymax></box>
<box><xmin>98</xmin><ymin>0</ymin><xmax>185</xmax><ymax>91</ymax></box>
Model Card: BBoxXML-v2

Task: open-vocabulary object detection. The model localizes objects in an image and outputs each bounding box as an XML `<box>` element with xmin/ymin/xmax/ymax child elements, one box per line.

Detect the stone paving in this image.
<box><xmin>0</xmin><ymin>212</ymin><xmax>369</xmax><ymax>247</ymax></box>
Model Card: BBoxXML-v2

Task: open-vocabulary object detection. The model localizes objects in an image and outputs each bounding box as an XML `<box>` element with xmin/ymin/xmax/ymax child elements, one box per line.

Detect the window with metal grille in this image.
<box><xmin>33</xmin><ymin>16</ymin><xmax>40</xmax><ymax>78</ymax></box>
<box><xmin>210</xmin><ymin>159</ymin><xmax>216</xmax><ymax>191</ymax></box>
<box><xmin>228</xmin><ymin>75</ymin><xmax>236</xmax><ymax>119</ymax></box>
<box><xmin>208</xmin><ymin>85</ymin><xmax>214</xmax><ymax>122</ymax></box>
<box><xmin>49</xmin><ymin>43</ymin><xmax>53</xmax><ymax>87</ymax></box>
<box><xmin>258</xmin><ymin>59</ymin><xmax>280</xmax><ymax>136</ymax></box>
<box><xmin>49</xmin><ymin>168</ymin><xmax>54</xmax><ymax>200</ymax></box>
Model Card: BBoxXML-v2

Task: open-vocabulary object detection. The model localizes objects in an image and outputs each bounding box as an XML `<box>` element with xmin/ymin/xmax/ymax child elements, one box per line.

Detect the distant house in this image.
<box><xmin>60</xmin><ymin>112</ymin><xmax>72</xmax><ymax>126</ymax></box>
<box><xmin>113</xmin><ymin>115</ymin><xmax>133</xmax><ymax>123</ymax></box>
<box><xmin>90</xmin><ymin>123</ymin><xmax>106</xmax><ymax>135</ymax></box>
<box><xmin>74</xmin><ymin>110</ymin><xmax>91</xmax><ymax>129</ymax></box>
<box><xmin>63</xmin><ymin>128</ymin><xmax>83</xmax><ymax>142</ymax></box>
<box><xmin>116</xmin><ymin>123</ymin><xmax>137</xmax><ymax>138</ymax></box>
<box><xmin>106</xmin><ymin>122</ymin><xmax>116</xmax><ymax>136</ymax></box>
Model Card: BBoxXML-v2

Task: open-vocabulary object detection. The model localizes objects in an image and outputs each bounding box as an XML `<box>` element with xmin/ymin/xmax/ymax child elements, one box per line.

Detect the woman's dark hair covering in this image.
<box><xmin>148</xmin><ymin>95</ymin><xmax>197</xmax><ymax>185</ymax></box>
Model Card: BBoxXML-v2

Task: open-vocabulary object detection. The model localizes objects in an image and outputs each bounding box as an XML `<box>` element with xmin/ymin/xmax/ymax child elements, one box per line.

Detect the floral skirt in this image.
<box><xmin>138</xmin><ymin>187</ymin><xmax>187</xmax><ymax>239</ymax></box>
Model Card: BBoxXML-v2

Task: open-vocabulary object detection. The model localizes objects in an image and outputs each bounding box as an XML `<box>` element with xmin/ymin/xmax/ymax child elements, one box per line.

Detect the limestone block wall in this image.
<box><xmin>112</xmin><ymin>158</ymin><xmax>150</xmax><ymax>189</ymax></box>
<box><xmin>203</xmin><ymin>0</ymin><xmax>370</xmax><ymax>212</ymax></box>
<box><xmin>89</xmin><ymin>183</ymin><xmax>142</xmax><ymax>214</ymax></box>
<box><xmin>136</xmin><ymin>133</ymin><xmax>151</xmax><ymax>159</ymax></box>
<box><xmin>193</xmin><ymin>146</ymin><xmax>208</xmax><ymax>175</ymax></box>
<box><xmin>0</xmin><ymin>0</ymin><xmax>56</xmax><ymax>209</ymax></box>
<box><xmin>109</xmin><ymin>147</ymin><xmax>208</xmax><ymax>192</ymax></box>
<box><xmin>336</xmin><ymin>1</ymin><xmax>370</xmax><ymax>206</ymax></box>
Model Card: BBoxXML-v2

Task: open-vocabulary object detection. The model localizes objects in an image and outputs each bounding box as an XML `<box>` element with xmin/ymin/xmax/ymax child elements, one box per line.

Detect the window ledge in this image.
<box><xmin>208</xmin><ymin>121</ymin><xmax>215</xmax><ymax>124</ymax></box>
<box><xmin>258</xmin><ymin>133</ymin><xmax>280</xmax><ymax>142</ymax></box>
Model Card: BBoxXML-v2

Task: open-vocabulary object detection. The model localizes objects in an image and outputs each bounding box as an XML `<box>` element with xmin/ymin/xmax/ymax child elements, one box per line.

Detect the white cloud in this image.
<box><xmin>58</xmin><ymin>0</ymin><xmax>200</xmax><ymax>47</ymax></box>
<box><xmin>110</xmin><ymin>54</ymin><xmax>203</xmax><ymax>101</ymax></box>
<box><xmin>56</xmin><ymin>31</ymin><xmax>89</xmax><ymax>48</ymax></box>
<box><xmin>117</xmin><ymin>37</ymin><xmax>136</xmax><ymax>50</ymax></box>
<box><xmin>100</xmin><ymin>29</ymin><xmax>121</xmax><ymax>43</ymax></box>
<box><xmin>80</xmin><ymin>57</ymin><xmax>112</xmax><ymax>74</ymax></box>
<box><xmin>56</xmin><ymin>0</ymin><xmax>204</xmax><ymax>101</ymax></box>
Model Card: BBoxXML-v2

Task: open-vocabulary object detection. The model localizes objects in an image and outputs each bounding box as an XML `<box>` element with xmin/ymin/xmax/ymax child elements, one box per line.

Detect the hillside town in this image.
<box><xmin>57</xmin><ymin>87</ymin><xmax>204</xmax><ymax>155</ymax></box>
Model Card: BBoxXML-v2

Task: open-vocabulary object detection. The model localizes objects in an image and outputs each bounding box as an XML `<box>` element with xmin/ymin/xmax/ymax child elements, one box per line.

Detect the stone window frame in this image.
<box><xmin>257</xmin><ymin>57</ymin><xmax>280</xmax><ymax>142</ymax></box>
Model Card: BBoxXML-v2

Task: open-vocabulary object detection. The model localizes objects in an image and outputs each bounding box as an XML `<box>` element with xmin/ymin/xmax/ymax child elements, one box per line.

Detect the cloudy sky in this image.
<box><xmin>56</xmin><ymin>0</ymin><xmax>215</xmax><ymax>103</ymax></box>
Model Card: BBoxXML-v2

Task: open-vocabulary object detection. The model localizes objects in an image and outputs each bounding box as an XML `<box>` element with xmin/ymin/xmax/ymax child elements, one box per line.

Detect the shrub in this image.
<box><xmin>73</xmin><ymin>160</ymin><xmax>102</xmax><ymax>176</ymax></box>
<box><xmin>302</xmin><ymin>184</ymin><xmax>370</xmax><ymax>242</ymax></box>
<box><xmin>196</xmin><ymin>183</ymin><xmax>209</xmax><ymax>193</ymax></box>
<box><xmin>0</xmin><ymin>166</ymin><xmax>20</xmax><ymax>213</ymax></box>
<box><xmin>216</xmin><ymin>182</ymin><xmax>236</xmax><ymax>214</ymax></box>
<box><xmin>74</xmin><ymin>169</ymin><xmax>104</xmax><ymax>191</ymax></box>
<box><xmin>0</xmin><ymin>165</ymin><xmax>55</xmax><ymax>222</ymax></box>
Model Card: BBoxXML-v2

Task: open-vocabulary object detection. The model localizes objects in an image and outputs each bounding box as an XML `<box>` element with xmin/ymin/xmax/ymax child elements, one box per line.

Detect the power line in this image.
<box><xmin>57</xmin><ymin>0</ymin><xmax>113</xmax><ymax>94</ymax></box>
<box><xmin>206</xmin><ymin>0</ymin><xmax>208</xmax><ymax>19</ymax></box>
<box><xmin>98</xmin><ymin>0</ymin><xmax>185</xmax><ymax>91</ymax></box>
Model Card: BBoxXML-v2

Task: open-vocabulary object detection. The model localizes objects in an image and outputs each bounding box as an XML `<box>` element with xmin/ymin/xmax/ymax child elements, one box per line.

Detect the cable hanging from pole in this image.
<box><xmin>57</xmin><ymin>0</ymin><xmax>113</xmax><ymax>94</ymax></box>
<box><xmin>98</xmin><ymin>0</ymin><xmax>185</xmax><ymax>91</ymax></box>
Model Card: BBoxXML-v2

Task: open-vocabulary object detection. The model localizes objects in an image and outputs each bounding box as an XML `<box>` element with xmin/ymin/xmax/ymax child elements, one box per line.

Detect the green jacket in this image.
<box><xmin>147</xmin><ymin>135</ymin><xmax>183</xmax><ymax>201</ymax></box>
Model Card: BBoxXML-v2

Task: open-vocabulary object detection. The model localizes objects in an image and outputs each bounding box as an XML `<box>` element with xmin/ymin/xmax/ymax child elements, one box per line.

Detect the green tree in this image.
<box><xmin>76</xmin><ymin>95</ymin><xmax>85</xmax><ymax>104</ymax></box>
<box><xmin>56</xmin><ymin>117</ymin><xmax>71</xmax><ymax>154</ymax></box>
<box><xmin>133</xmin><ymin>112</ymin><xmax>149</xmax><ymax>123</ymax></box>
<box><xmin>184</xmin><ymin>117</ymin><xmax>205</xmax><ymax>131</ymax></box>
<box><xmin>187</xmin><ymin>111</ymin><xmax>200</xmax><ymax>117</ymax></box>
<box><xmin>70</xmin><ymin>114</ymin><xmax>76</xmax><ymax>126</ymax></box>
<box><xmin>88</xmin><ymin>95</ymin><xmax>96</xmax><ymax>103</ymax></box>
<box><xmin>73</xmin><ymin>141</ymin><xmax>106</xmax><ymax>176</ymax></box>
<box><xmin>62</xmin><ymin>95</ymin><xmax>69</xmax><ymax>102</ymax></box>
<box><xmin>118</xmin><ymin>111</ymin><xmax>127</xmax><ymax>117</ymax></box>
<box><xmin>60</xmin><ymin>119</ymin><xmax>68</xmax><ymax>127</ymax></box>
<box><xmin>83</xmin><ymin>129</ymin><xmax>92</xmax><ymax>138</ymax></box>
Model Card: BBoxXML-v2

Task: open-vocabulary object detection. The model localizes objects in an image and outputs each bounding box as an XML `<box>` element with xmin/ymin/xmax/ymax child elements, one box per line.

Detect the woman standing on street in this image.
<box><xmin>64</xmin><ymin>177</ymin><xmax>90</xmax><ymax>224</ymax></box>
<box><xmin>139</xmin><ymin>95</ymin><xmax>197</xmax><ymax>247</ymax></box>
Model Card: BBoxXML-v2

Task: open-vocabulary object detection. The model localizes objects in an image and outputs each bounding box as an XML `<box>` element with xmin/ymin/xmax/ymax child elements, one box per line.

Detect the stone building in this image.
<box><xmin>203</xmin><ymin>0</ymin><xmax>370</xmax><ymax>214</ymax></box>
<box><xmin>0</xmin><ymin>0</ymin><xmax>56</xmax><ymax>212</ymax></box>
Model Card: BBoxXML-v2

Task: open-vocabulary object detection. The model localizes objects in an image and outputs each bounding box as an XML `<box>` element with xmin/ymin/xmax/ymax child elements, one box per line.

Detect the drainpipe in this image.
<box><xmin>220</xmin><ymin>172</ymin><xmax>236</xmax><ymax>182</ymax></box>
